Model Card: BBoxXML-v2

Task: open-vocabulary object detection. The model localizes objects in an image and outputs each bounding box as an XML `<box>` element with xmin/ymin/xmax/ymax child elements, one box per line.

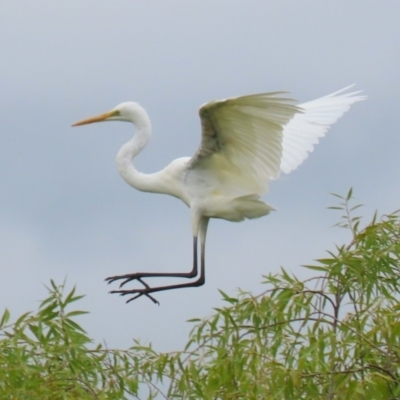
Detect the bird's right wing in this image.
<box><xmin>187</xmin><ymin>93</ymin><xmax>300</xmax><ymax>195</ymax></box>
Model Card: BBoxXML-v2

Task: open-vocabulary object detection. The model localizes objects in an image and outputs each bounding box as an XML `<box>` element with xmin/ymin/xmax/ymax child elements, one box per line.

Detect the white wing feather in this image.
<box><xmin>279</xmin><ymin>85</ymin><xmax>367</xmax><ymax>174</ymax></box>
<box><xmin>188</xmin><ymin>93</ymin><xmax>300</xmax><ymax>195</ymax></box>
<box><xmin>187</xmin><ymin>86</ymin><xmax>365</xmax><ymax>196</ymax></box>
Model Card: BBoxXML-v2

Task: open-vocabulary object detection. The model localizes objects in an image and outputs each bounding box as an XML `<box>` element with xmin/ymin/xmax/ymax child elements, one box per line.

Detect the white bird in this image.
<box><xmin>72</xmin><ymin>85</ymin><xmax>365</xmax><ymax>304</ymax></box>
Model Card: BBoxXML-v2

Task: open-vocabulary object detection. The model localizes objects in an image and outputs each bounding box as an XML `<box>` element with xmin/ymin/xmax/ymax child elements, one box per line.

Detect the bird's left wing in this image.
<box><xmin>279</xmin><ymin>85</ymin><xmax>366</xmax><ymax>174</ymax></box>
<box><xmin>187</xmin><ymin>93</ymin><xmax>301</xmax><ymax>195</ymax></box>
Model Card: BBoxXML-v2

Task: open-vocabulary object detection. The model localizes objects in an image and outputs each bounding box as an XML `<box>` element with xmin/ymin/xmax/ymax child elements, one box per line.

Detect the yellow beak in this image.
<box><xmin>72</xmin><ymin>110</ymin><xmax>119</xmax><ymax>127</ymax></box>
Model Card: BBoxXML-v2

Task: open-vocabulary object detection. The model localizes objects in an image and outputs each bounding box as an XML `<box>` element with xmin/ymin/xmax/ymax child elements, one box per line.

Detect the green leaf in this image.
<box><xmin>0</xmin><ymin>308</ymin><xmax>10</xmax><ymax>328</ymax></box>
<box><xmin>218</xmin><ymin>290</ymin><xmax>238</xmax><ymax>303</ymax></box>
<box><xmin>303</xmin><ymin>265</ymin><xmax>328</xmax><ymax>272</ymax></box>
<box><xmin>346</xmin><ymin>187</ymin><xmax>353</xmax><ymax>200</ymax></box>
<box><xmin>65</xmin><ymin>310</ymin><xmax>89</xmax><ymax>318</ymax></box>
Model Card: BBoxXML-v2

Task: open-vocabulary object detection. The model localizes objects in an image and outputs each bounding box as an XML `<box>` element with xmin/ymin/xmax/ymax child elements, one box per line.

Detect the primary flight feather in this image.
<box><xmin>72</xmin><ymin>85</ymin><xmax>366</xmax><ymax>304</ymax></box>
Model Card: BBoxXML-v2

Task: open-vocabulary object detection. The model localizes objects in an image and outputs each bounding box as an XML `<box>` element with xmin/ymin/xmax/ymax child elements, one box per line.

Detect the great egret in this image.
<box><xmin>72</xmin><ymin>85</ymin><xmax>365</xmax><ymax>304</ymax></box>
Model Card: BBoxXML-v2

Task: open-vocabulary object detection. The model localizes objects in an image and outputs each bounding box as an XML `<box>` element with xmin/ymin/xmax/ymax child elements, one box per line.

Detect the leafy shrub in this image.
<box><xmin>2</xmin><ymin>191</ymin><xmax>400</xmax><ymax>399</ymax></box>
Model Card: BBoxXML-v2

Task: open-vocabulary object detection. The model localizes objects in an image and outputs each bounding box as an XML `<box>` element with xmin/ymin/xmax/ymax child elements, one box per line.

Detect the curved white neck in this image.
<box><xmin>116</xmin><ymin>113</ymin><xmax>156</xmax><ymax>192</ymax></box>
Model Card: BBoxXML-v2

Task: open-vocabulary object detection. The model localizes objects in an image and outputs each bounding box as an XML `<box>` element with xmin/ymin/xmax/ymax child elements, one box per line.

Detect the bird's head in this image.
<box><xmin>72</xmin><ymin>102</ymin><xmax>147</xmax><ymax>127</ymax></box>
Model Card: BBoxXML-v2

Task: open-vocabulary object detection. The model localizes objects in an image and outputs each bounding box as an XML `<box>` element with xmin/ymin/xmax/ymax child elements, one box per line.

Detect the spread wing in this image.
<box><xmin>280</xmin><ymin>85</ymin><xmax>367</xmax><ymax>174</ymax></box>
<box><xmin>187</xmin><ymin>93</ymin><xmax>300</xmax><ymax>195</ymax></box>
<box><xmin>187</xmin><ymin>86</ymin><xmax>365</xmax><ymax>196</ymax></box>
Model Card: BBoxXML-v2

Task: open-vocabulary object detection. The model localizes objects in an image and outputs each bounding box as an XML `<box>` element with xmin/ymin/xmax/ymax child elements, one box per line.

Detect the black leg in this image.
<box><xmin>105</xmin><ymin>237</ymin><xmax>199</xmax><ymax>288</ymax></box>
<box><xmin>106</xmin><ymin>232</ymin><xmax>207</xmax><ymax>305</ymax></box>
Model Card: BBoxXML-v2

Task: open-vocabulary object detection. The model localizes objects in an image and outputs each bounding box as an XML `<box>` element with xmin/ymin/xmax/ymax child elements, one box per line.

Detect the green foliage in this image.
<box><xmin>2</xmin><ymin>190</ymin><xmax>400</xmax><ymax>399</ymax></box>
<box><xmin>0</xmin><ymin>281</ymin><xmax>138</xmax><ymax>399</ymax></box>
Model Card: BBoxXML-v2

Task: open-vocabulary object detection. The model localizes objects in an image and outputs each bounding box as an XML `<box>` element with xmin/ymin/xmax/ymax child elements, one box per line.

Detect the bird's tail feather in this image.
<box><xmin>232</xmin><ymin>194</ymin><xmax>275</xmax><ymax>220</ymax></box>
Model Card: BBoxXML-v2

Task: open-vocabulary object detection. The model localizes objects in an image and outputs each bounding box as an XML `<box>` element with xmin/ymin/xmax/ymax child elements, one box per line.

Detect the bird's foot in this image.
<box><xmin>110</xmin><ymin>278</ymin><xmax>160</xmax><ymax>305</ymax></box>
<box><xmin>106</xmin><ymin>270</ymin><xmax>203</xmax><ymax>305</ymax></box>
<box><xmin>105</xmin><ymin>273</ymin><xmax>150</xmax><ymax>288</ymax></box>
<box><xmin>111</xmin><ymin>289</ymin><xmax>160</xmax><ymax>305</ymax></box>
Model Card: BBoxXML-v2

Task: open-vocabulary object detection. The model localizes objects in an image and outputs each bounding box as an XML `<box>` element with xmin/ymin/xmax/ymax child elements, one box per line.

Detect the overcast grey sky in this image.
<box><xmin>1</xmin><ymin>1</ymin><xmax>399</xmax><ymax>351</ymax></box>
